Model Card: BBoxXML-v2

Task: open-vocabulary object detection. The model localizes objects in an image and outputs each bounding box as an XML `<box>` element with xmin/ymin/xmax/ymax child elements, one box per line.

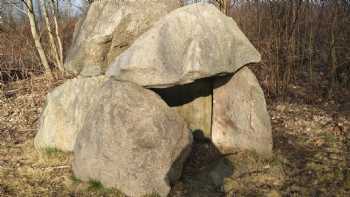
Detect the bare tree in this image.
<box><xmin>3</xmin><ymin>0</ymin><xmax>66</xmax><ymax>77</ymax></box>
<box><xmin>39</xmin><ymin>0</ymin><xmax>63</xmax><ymax>72</ymax></box>
<box><xmin>22</xmin><ymin>0</ymin><xmax>53</xmax><ymax>78</ymax></box>
<box><xmin>49</xmin><ymin>0</ymin><xmax>64</xmax><ymax>68</ymax></box>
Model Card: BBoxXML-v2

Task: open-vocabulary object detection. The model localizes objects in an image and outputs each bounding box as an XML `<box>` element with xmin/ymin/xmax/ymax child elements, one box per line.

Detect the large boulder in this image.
<box><xmin>212</xmin><ymin>67</ymin><xmax>273</xmax><ymax>156</ymax></box>
<box><xmin>107</xmin><ymin>3</ymin><xmax>261</xmax><ymax>88</ymax></box>
<box><xmin>34</xmin><ymin>76</ymin><xmax>108</xmax><ymax>152</ymax></box>
<box><xmin>65</xmin><ymin>0</ymin><xmax>180</xmax><ymax>76</ymax></box>
<box><xmin>73</xmin><ymin>80</ymin><xmax>193</xmax><ymax>197</ymax></box>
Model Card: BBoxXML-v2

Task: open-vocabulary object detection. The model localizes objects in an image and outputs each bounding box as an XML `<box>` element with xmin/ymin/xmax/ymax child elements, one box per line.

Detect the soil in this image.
<box><xmin>0</xmin><ymin>76</ymin><xmax>349</xmax><ymax>197</ymax></box>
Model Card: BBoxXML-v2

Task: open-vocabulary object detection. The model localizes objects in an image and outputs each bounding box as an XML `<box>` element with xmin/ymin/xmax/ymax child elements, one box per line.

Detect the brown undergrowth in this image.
<box><xmin>0</xmin><ymin>75</ymin><xmax>349</xmax><ymax>196</ymax></box>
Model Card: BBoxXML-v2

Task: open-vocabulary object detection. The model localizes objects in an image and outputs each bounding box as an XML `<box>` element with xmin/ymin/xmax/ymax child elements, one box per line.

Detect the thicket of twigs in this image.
<box><xmin>0</xmin><ymin>18</ymin><xmax>76</xmax><ymax>82</ymax></box>
<box><xmin>1</xmin><ymin>0</ymin><xmax>349</xmax><ymax>100</ymax></box>
<box><xmin>230</xmin><ymin>0</ymin><xmax>350</xmax><ymax>99</ymax></box>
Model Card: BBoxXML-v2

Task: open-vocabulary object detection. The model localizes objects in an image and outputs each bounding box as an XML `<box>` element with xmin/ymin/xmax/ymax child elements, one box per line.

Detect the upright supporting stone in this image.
<box><xmin>212</xmin><ymin>67</ymin><xmax>273</xmax><ymax>157</ymax></box>
<box><xmin>154</xmin><ymin>78</ymin><xmax>212</xmax><ymax>138</ymax></box>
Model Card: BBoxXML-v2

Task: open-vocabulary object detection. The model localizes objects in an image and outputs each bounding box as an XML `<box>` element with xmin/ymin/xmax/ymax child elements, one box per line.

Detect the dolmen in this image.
<box><xmin>34</xmin><ymin>1</ymin><xmax>273</xmax><ymax>196</ymax></box>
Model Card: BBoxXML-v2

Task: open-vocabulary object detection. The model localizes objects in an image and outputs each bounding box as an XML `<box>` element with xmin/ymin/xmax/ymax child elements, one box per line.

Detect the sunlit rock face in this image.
<box><xmin>106</xmin><ymin>4</ymin><xmax>261</xmax><ymax>88</ymax></box>
<box><xmin>212</xmin><ymin>67</ymin><xmax>273</xmax><ymax>157</ymax></box>
<box><xmin>34</xmin><ymin>76</ymin><xmax>108</xmax><ymax>152</ymax></box>
<box><xmin>106</xmin><ymin>3</ymin><xmax>265</xmax><ymax>152</ymax></box>
<box><xmin>64</xmin><ymin>0</ymin><xmax>180</xmax><ymax>76</ymax></box>
<box><xmin>72</xmin><ymin>80</ymin><xmax>192</xmax><ymax>197</ymax></box>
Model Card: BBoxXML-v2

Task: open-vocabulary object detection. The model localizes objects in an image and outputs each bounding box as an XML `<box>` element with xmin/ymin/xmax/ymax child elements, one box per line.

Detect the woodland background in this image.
<box><xmin>0</xmin><ymin>0</ymin><xmax>349</xmax><ymax>101</ymax></box>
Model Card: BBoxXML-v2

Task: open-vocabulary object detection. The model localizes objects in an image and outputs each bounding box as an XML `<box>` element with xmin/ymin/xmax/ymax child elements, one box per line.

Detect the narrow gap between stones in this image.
<box><xmin>210</xmin><ymin>78</ymin><xmax>214</xmax><ymax>139</ymax></box>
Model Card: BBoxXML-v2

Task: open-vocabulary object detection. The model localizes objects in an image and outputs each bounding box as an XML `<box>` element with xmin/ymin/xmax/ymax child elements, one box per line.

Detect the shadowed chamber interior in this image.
<box><xmin>152</xmin><ymin>78</ymin><xmax>214</xmax><ymax>138</ymax></box>
<box><xmin>152</xmin><ymin>75</ymin><xmax>233</xmax><ymax>139</ymax></box>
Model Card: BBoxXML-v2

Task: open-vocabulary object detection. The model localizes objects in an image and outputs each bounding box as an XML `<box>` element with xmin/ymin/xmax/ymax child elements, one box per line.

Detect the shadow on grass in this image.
<box><xmin>169</xmin><ymin>130</ymin><xmax>234</xmax><ymax>197</ymax></box>
<box><xmin>273</xmin><ymin>124</ymin><xmax>349</xmax><ymax>196</ymax></box>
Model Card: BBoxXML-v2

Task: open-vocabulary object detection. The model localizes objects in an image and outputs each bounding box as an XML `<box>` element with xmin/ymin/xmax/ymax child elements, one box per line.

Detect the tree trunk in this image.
<box><xmin>329</xmin><ymin>4</ymin><xmax>338</xmax><ymax>95</ymax></box>
<box><xmin>39</xmin><ymin>0</ymin><xmax>64</xmax><ymax>72</ymax></box>
<box><xmin>49</xmin><ymin>0</ymin><xmax>64</xmax><ymax>68</ymax></box>
<box><xmin>218</xmin><ymin>0</ymin><xmax>230</xmax><ymax>15</ymax></box>
<box><xmin>25</xmin><ymin>0</ymin><xmax>53</xmax><ymax>78</ymax></box>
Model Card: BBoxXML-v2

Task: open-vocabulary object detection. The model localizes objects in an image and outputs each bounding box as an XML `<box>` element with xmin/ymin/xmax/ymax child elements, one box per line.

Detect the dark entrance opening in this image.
<box><xmin>152</xmin><ymin>78</ymin><xmax>214</xmax><ymax>138</ymax></box>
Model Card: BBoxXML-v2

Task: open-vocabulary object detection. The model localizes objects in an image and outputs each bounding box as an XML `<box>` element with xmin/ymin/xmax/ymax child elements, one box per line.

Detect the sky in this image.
<box><xmin>5</xmin><ymin>0</ymin><xmax>86</xmax><ymax>18</ymax></box>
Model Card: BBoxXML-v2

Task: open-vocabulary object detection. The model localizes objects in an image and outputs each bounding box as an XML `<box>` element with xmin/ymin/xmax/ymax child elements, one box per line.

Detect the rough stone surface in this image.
<box><xmin>212</xmin><ymin>67</ymin><xmax>273</xmax><ymax>156</ymax></box>
<box><xmin>107</xmin><ymin>3</ymin><xmax>261</xmax><ymax>88</ymax></box>
<box><xmin>154</xmin><ymin>78</ymin><xmax>212</xmax><ymax>138</ymax></box>
<box><xmin>73</xmin><ymin>80</ymin><xmax>192</xmax><ymax>197</ymax></box>
<box><xmin>64</xmin><ymin>0</ymin><xmax>180</xmax><ymax>76</ymax></box>
<box><xmin>34</xmin><ymin>76</ymin><xmax>108</xmax><ymax>152</ymax></box>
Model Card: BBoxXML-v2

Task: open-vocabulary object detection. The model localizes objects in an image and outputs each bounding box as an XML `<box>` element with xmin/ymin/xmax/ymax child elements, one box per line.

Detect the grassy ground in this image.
<box><xmin>0</xmin><ymin>76</ymin><xmax>349</xmax><ymax>197</ymax></box>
